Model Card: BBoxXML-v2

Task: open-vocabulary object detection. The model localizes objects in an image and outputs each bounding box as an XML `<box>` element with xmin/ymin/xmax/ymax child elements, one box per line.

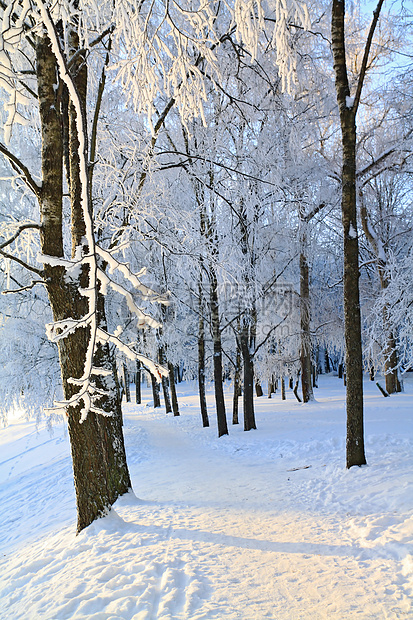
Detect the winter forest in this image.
<box><xmin>1</xmin><ymin>0</ymin><xmax>413</xmax><ymax>618</ymax></box>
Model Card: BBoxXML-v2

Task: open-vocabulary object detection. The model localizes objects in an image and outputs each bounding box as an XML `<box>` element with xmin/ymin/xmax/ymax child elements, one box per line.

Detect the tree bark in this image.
<box><xmin>135</xmin><ymin>360</ymin><xmax>141</xmax><ymax>404</ymax></box>
<box><xmin>332</xmin><ymin>0</ymin><xmax>368</xmax><ymax>468</ymax></box>
<box><xmin>240</xmin><ymin>321</ymin><xmax>256</xmax><ymax>431</ymax></box>
<box><xmin>255</xmin><ymin>381</ymin><xmax>263</xmax><ymax>397</ymax></box>
<box><xmin>68</xmin><ymin>24</ymin><xmax>131</xmax><ymax>515</ymax></box>
<box><xmin>122</xmin><ymin>363</ymin><xmax>131</xmax><ymax>402</ymax></box>
<box><xmin>158</xmin><ymin>343</ymin><xmax>172</xmax><ymax>413</ymax></box>
<box><xmin>232</xmin><ymin>339</ymin><xmax>241</xmax><ymax>424</ymax></box>
<box><xmin>151</xmin><ymin>373</ymin><xmax>161</xmax><ymax>408</ymax></box>
<box><xmin>198</xmin><ymin>280</ymin><xmax>209</xmax><ymax>427</ymax></box>
<box><xmin>299</xmin><ymin>215</ymin><xmax>314</xmax><ymax>403</ymax></box>
<box><xmin>168</xmin><ymin>362</ymin><xmax>180</xmax><ymax>416</ymax></box>
<box><xmin>37</xmin><ymin>29</ymin><xmax>131</xmax><ymax>533</ymax></box>
<box><xmin>281</xmin><ymin>377</ymin><xmax>286</xmax><ymax>401</ymax></box>
<box><xmin>210</xmin><ymin>266</ymin><xmax>228</xmax><ymax>437</ymax></box>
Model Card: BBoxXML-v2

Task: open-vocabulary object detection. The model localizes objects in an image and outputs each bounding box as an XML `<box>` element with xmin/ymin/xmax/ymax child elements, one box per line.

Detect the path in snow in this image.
<box><xmin>0</xmin><ymin>376</ymin><xmax>412</xmax><ymax>619</ymax></box>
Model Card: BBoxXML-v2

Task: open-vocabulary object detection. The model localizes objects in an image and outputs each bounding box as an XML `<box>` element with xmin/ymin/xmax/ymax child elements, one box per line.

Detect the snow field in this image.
<box><xmin>0</xmin><ymin>375</ymin><xmax>412</xmax><ymax>619</ymax></box>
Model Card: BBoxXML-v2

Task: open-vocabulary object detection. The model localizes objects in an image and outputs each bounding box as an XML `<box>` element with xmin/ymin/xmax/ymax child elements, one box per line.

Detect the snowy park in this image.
<box><xmin>1</xmin><ymin>0</ymin><xmax>413</xmax><ymax>618</ymax></box>
<box><xmin>1</xmin><ymin>375</ymin><xmax>412</xmax><ymax>619</ymax></box>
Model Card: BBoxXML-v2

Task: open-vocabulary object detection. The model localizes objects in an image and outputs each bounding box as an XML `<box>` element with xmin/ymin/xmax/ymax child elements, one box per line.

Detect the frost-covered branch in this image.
<box><xmin>97</xmin><ymin>268</ymin><xmax>162</xmax><ymax>329</ymax></box>
<box><xmin>0</xmin><ymin>222</ymin><xmax>41</xmax><ymax>250</ymax></box>
<box><xmin>0</xmin><ymin>143</ymin><xmax>41</xmax><ymax>197</ymax></box>
<box><xmin>158</xmin><ymin>150</ymin><xmax>278</xmax><ymax>185</ymax></box>
<box><xmin>0</xmin><ymin>247</ymin><xmax>43</xmax><ymax>276</ymax></box>
<box><xmin>1</xmin><ymin>279</ymin><xmax>45</xmax><ymax>294</ymax></box>
<box><xmin>96</xmin><ymin>246</ymin><xmax>169</xmax><ymax>303</ymax></box>
<box><xmin>96</xmin><ymin>328</ymin><xmax>168</xmax><ymax>380</ymax></box>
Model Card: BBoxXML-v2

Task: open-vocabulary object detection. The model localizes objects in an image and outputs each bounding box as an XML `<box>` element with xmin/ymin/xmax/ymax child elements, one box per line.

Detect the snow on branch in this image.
<box><xmin>112</xmin><ymin>0</ymin><xmax>310</xmax><ymax>130</ymax></box>
<box><xmin>0</xmin><ymin>0</ymin><xmax>34</xmax><ymax>142</ymax></box>
<box><xmin>33</xmin><ymin>0</ymin><xmax>167</xmax><ymax>421</ymax></box>
<box><xmin>96</xmin><ymin>328</ymin><xmax>168</xmax><ymax>381</ymax></box>
<box><xmin>96</xmin><ymin>246</ymin><xmax>169</xmax><ymax>304</ymax></box>
<box><xmin>269</xmin><ymin>0</ymin><xmax>310</xmax><ymax>92</ymax></box>
<box><xmin>97</xmin><ymin>269</ymin><xmax>162</xmax><ymax>329</ymax></box>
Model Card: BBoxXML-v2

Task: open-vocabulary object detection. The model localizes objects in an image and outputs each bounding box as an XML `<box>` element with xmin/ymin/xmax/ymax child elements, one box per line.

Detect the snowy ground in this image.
<box><xmin>0</xmin><ymin>375</ymin><xmax>412</xmax><ymax>619</ymax></box>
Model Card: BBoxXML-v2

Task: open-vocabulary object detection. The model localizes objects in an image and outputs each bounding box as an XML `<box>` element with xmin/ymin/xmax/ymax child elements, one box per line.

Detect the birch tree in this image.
<box><xmin>331</xmin><ymin>0</ymin><xmax>387</xmax><ymax>468</ymax></box>
<box><xmin>0</xmin><ymin>0</ymin><xmax>315</xmax><ymax>528</ymax></box>
<box><xmin>0</xmin><ymin>1</ymin><xmax>165</xmax><ymax>531</ymax></box>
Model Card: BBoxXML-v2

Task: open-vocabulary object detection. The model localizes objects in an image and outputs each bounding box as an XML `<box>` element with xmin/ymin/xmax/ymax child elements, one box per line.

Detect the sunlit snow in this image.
<box><xmin>1</xmin><ymin>375</ymin><xmax>412</xmax><ymax>619</ymax></box>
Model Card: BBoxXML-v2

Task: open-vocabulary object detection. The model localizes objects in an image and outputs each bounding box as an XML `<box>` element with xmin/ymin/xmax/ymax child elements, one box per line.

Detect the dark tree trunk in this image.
<box><xmin>232</xmin><ymin>341</ymin><xmax>241</xmax><ymax>424</ymax></box>
<box><xmin>281</xmin><ymin>377</ymin><xmax>286</xmax><ymax>401</ymax></box>
<box><xmin>158</xmin><ymin>344</ymin><xmax>172</xmax><ymax>414</ymax></box>
<box><xmin>255</xmin><ymin>382</ymin><xmax>263</xmax><ymax>397</ymax></box>
<box><xmin>151</xmin><ymin>373</ymin><xmax>161</xmax><ymax>408</ymax></box>
<box><xmin>312</xmin><ymin>365</ymin><xmax>318</xmax><ymax>388</ymax></box>
<box><xmin>67</xmin><ymin>26</ymin><xmax>131</xmax><ymax>515</ymax></box>
<box><xmin>240</xmin><ymin>322</ymin><xmax>256</xmax><ymax>431</ymax></box>
<box><xmin>299</xmin><ymin>220</ymin><xmax>314</xmax><ymax>403</ymax></box>
<box><xmin>197</xmin><ymin>179</ymin><xmax>225</xmax><ymax>434</ymax></box>
<box><xmin>135</xmin><ymin>360</ymin><xmax>141</xmax><ymax>404</ymax></box>
<box><xmin>384</xmin><ymin>332</ymin><xmax>401</xmax><ymax>394</ymax></box>
<box><xmin>324</xmin><ymin>349</ymin><xmax>331</xmax><ymax>374</ymax></box>
<box><xmin>331</xmin><ymin>0</ymin><xmax>382</xmax><ymax>468</ymax></box>
<box><xmin>161</xmin><ymin>375</ymin><xmax>172</xmax><ymax>413</ymax></box>
<box><xmin>198</xmin><ymin>281</ymin><xmax>209</xmax><ymax>427</ymax></box>
<box><xmin>37</xmin><ymin>31</ymin><xmax>131</xmax><ymax>533</ymax></box>
<box><xmin>168</xmin><ymin>362</ymin><xmax>180</xmax><ymax>416</ymax></box>
<box><xmin>268</xmin><ymin>377</ymin><xmax>275</xmax><ymax>398</ymax></box>
<box><xmin>122</xmin><ymin>363</ymin><xmax>131</xmax><ymax>402</ymax></box>
<box><xmin>293</xmin><ymin>376</ymin><xmax>302</xmax><ymax>403</ymax></box>
<box><xmin>210</xmin><ymin>268</ymin><xmax>228</xmax><ymax>437</ymax></box>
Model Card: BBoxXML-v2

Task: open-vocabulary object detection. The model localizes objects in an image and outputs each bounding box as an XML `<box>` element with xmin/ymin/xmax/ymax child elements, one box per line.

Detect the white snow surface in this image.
<box><xmin>0</xmin><ymin>375</ymin><xmax>412</xmax><ymax>619</ymax></box>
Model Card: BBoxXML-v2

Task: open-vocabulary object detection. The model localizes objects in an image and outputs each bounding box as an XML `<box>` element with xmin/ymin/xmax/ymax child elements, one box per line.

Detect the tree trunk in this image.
<box><xmin>324</xmin><ymin>348</ymin><xmax>331</xmax><ymax>374</ymax></box>
<box><xmin>198</xmin><ymin>281</ymin><xmax>209</xmax><ymax>427</ymax></box>
<box><xmin>135</xmin><ymin>360</ymin><xmax>141</xmax><ymax>404</ymax></box>
<box><xmin>332</xmin><ymin>0</ymin><xmax>368</xmax><ymax>468</ymax></box>
<box><xmin>380</xmin><ymin>280</ymin><xmax>401</xmax><ymax>394</ymax></box>
<box><xmin>255</xmin><ymin>382</ymin><xmax>263</xmax><ymax>397</ymax></box>
<box><xmin>210</xmin><ymin>267</ymin><xmax>228</xmax><ymax>437</ymax></box>
<box><xmin>312</xmin><ymin>365</ymin><xmax>318</xmax><ymax>388</ymax></box>
<box><xmin>232</xmin><ymin>341</ymin><xmax>241</xmax><ymax>424</ymax></box>
<box><xmin>299</xmin><ymin>217</ymin><xmax>314</xmax><ymax>403</ymax></box>
<box><xmin>161</xmin><ymin>375</ymin><xmax>172</xmax><ymax>413</ymax></box>
<box><xmin>67</xmin><ymin>26</ymin><xmax>131</xmax><ymax>515</ymax></box>
<box><xmin>122</xmin><ymin>363</ymin><xmax>131</xmax><ymax>402</ymax></box>
<box><xmin>281</xmin><ymin>377</ymin><xmax>286</xmax><ymax>401</ymax></box>
<box><xmin>37</xmin><ymin>31</ymin><xmax>131</xmax><ymax>532</ymax></box>
<box><xmin>168</xmin><ymin>362</ymin><xmax>180</xmax><ymax>416</ymax></box>
<box><xmin>293</xmin><ymin>375</ymin><xmax>302</xmax><ymax>403</ymax></box>
<box><xmin>240</xmin><ymin>322</ymin><xmax>256</xmax><ymax>431</ymax></box>
<box><xmin>158</xmin><ymin>344</ymin><xmax>172</xmax><ymax>413</ymax></box>
<box><xmin>383</xmin><ymin>330</ymin><xmax>401</xmax><ymax>394</ymax></box>
<box><xmin>151</xmin><ymin>373</ymin><xmax>161</xmax><ymax>408</ymax></box>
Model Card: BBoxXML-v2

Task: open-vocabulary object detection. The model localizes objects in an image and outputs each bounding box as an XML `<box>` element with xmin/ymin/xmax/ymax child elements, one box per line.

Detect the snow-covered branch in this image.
<box><xmin>0</xmin><ymin>143</ymin><xmax>41</xmax><ymax>197</ymax></box>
